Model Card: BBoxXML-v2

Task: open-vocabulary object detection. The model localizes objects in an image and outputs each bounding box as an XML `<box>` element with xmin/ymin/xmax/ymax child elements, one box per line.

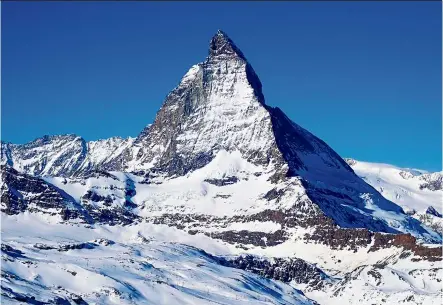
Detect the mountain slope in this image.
<box><xmin>1</xmin><ymin>214</ymin><xmax>316</xmax><ymax>305</ymax></box>
<box><xmin>344</xmin><ymin>158</ymin><xmax>442</xmax><ymax>213</ymax></box>
<box><xmin>345</xmin><ymin>158</ymin><xmax>442</xmax><ymax>234</ymax></box>
<box><xmin>2</xmin><ymin>213</ymin><xmax>441</xmax><ymax>305</ymax></box>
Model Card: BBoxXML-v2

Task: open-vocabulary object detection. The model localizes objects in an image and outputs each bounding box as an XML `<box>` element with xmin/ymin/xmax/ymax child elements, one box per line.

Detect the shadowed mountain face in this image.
<box><xmin>0</xmin><ymin>30</ymin><xmax>440</xmax><ymax>243</ymax></box>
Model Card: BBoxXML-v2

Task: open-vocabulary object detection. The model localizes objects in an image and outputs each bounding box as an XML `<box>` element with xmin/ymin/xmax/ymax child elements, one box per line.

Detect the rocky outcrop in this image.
<box><xmin>33</xmin><ymin>239</ymin><xmax>114</xmax><ymax>252</ymax></box>
<box><xmin>370</xmin><ymin>233</ymin><xmax>441</xmax><ymax>261</ymax></box>
<box><xmin>221</xmin><ymin>255</ymin><xmax>330</xmax><ymax>290</ymax></box>
<box><xmin>426</xmin><ymin>206</ymin><xmax>442</xmax><ymax>218</ymax></box>
<box><xmin>419</xmin><ymin>173</ymin><xmax>443</xmax><ymax>191</ymax></box>
<box><xmin>0</xmin><ymin>165</ymin><xmax>84</xmax><ymax>220</ymax></box>
<box><xmin>1</xmin><ymin>165</ymin><xmax>139</xmax><ymax>225</ymax></box>
<box><xmin>306</xmin><ymin>226</ymin><xmax>441</xmax><ymax>261</ymax></box>
<box><xmin>204</xmin><ymin>176</ymin><xmax>239</xmax><ymax>186</ymax></box>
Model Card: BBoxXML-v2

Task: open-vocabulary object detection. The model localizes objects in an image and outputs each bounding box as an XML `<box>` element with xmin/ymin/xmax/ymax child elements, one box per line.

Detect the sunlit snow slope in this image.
<box><xmin>345</xmin><ymin>158</ymin><xmax>442</xmax><ymax>234</ymax></box>
<box><xmin>1</xmin><ymin>214</ymin><xmax>315</xmax><ymax>305</ymax></box>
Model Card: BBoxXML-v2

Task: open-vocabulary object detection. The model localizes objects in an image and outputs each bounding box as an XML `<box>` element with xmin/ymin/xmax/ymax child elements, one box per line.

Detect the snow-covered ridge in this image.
<box><xmin>344</xmin><ymin>158</ymin><xmax>442</xmax><ymax>214</ymax></box>
<box><xmin>1</xmin><ymin>135</ymin><xmax>134</xmax><ymax>177</ymax></box>
<box><xmin>345</xmin><ymin>158</ymin><xmax>443</xmax><ymax>234</ymax></box>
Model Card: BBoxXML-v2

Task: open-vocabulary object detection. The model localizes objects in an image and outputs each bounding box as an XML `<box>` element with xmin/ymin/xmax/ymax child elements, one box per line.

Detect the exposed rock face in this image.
<box><xmin>418</xmin><ymin>213</ymin><xmax>443</xmax><ymax>235</ymax></box>
<box><xmin>130</xmin><ymin>30</ymin><xmax>284</xmax><ymax>177</ymax></box>
<box><xmin>0</xmin><ymin>165</ymin><xmax>83</xmax><ymax>220</ymax></box>
<box><xmin>204</xmin><ymin>176</ymin><xmax>239</xmax><ymax>186</ymax></box>
<box><xmin>221</xmin><ymin>255</ymin><xmax>330</xmax><ymax>290</ymax></box>
<box><xmin>33</xmin><ymin>239</ymin><xmax>115</xmax><ymax>252</ymax></box>
<box><xmin>307</xmin><ymin>227</ymin><xmax>442</xmax><ymax>262</ymax></box>
<box><xmin>419</xmin><ymin>172</ymin><xmax>443</xmax><ymax>191</ymax></box>
<box><xmin>1</xmin><ymin>135</ymin><xmax>87</xmax><ymax>177</ymax></box>
<box><xmin>369</xmin><ymin>232</ymin><xmax>441</xmax><ymax>261</ymax></box>
<box><xmin>1</xmin><ymin>165</ymin><xmax>138</xmax><ymax>225</ymax></box>
<box><xmin>128</xmin><ymin>30</ymin><xmax>359</xmax><ymax>188</ymax></box>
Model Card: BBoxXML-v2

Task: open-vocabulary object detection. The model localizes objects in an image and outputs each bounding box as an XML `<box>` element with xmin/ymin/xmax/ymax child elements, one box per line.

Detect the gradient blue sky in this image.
<box><xmin>2</xmin><ymin>2</ymin><xmax>442</xmax><ymax>171</ymax></box>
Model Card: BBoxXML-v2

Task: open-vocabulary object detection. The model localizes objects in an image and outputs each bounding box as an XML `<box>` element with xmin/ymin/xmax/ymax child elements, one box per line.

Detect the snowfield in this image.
<box><xmin>345</xmin><ymin>159</ymin><xmax>441</xmax><ymax>214</ymax></box>
<box><xmin>346</xmin><ymin>158</ymin><xmax>443</xmax><ymax>234</ymax></box>
<box><xmin>1</xmin><ymin>214</ymin><xmax>315</xmax><ymax>305</ymax></box>
<box><xmin>2</xmin><ymin>213</ymin><xmax>441</xmax><ymax>305</ymax></box>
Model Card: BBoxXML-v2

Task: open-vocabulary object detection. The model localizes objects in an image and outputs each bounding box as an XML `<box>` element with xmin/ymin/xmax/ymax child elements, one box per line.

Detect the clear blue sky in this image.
<box><xmin>2</xmin><ymin>2</ymin><xmax>441</xmax><ymax>171</ymax></box>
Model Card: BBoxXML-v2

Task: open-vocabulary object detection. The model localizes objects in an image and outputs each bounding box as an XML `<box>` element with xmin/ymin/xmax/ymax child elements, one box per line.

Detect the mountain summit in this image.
<box><xmin>132</xmin><ymin>29</ymin><xmax>276</xmax><ymax>175</ymax></box>
<box><xmin>132</xmin><ymin>30</ymin><xmax>354</xmax><ymax>181</ymax></box>
<box><xmin>209</xmin><ymin>29</ymin><xmax>247</xmax><ymax>60</ymax></box>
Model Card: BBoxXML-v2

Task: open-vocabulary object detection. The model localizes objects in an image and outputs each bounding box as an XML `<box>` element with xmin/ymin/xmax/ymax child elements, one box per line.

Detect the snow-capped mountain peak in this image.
<box><xmin>131</xmin><ymin>29</ymin><xmax>276</xmax><ymax>175</ymax></box>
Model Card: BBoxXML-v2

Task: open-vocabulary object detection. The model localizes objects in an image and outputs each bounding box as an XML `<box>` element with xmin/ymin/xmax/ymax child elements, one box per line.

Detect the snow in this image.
<box><xmin>2</xmin><ymin>213</ymin><xmax>441</xmax><ymax>305</ymax></box>
<box><xmin>173</xmin><ymin>58</ymin><xmax>277</xmax><ymax>158</ymax></box>
<box><xmin>180</xmin><ymin>64</ymin><xmax>201</xmax><ymax>85</ymax></box>
<box><xmin>223</xmin><ymin>221</ymin><xmax>282</xmax><ymax>233</ymax></box>
<box><xmin>131</xmin><ymin>150</ymin><xmax>303</xmax><ymax>218</ymax></box>
<box><xmin>347</xmin><ymin>159</ymin><xmax>442</xmax><ymax>214</ymax></box>
<box><xmin>345</xmin><ymin>159</ymin><xmax>442</xmax><ymax>235</ymax></box>
<box><xmin>2</xmin><ymin>135</ymin><xmax>134</xmax><ymax>177</ymax></box>
<box><xmin>1</xmin><ymin>214</ymin><xmax>314</xmax><ymax>305</ymax></box>
<box><xmin>86</xmin><ymin>137</ymin><xmax>135</xmax><ymax>167</ymax></box>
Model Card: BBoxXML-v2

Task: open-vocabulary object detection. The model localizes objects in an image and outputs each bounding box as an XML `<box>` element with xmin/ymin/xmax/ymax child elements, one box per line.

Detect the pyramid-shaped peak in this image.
<box><xmin>209</xmin><ymin>30</ymin><xmax>246</xmax><ymax>60</ymax></box>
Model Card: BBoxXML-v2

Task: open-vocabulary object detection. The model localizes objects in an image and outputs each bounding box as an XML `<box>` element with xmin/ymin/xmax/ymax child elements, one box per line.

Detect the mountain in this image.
<box><xmin>1</xmin><ymin>30</ymin><xmax>436</xmax><ymax>241</ymax></box>
<box><xmin>1</xmin><ymin>30</ymin><xmax>441</xmax><ymax>305</ymax></box>
<box><xmin>345</xmin><ymin>158</ymin><xmax>443</xmax><ymax>234</ymax></box>
<box><xmin>1</xmin><ymin>135</ymin><xmax>134</xmax><ymax>177</ymax></box>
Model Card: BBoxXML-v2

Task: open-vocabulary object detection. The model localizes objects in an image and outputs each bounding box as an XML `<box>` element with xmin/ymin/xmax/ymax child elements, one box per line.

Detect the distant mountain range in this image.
<box><xmin>345</xmin><ymin>158</ymin><xmax>442</xmax><ymax>234</ymax></box>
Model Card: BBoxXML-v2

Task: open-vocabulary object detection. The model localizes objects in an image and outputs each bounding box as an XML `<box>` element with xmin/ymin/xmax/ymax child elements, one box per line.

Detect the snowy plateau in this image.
<box><xmin>1</xmin><ymin>30</ymin><xmax>442</xmax><ymax>305</ymax></box>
